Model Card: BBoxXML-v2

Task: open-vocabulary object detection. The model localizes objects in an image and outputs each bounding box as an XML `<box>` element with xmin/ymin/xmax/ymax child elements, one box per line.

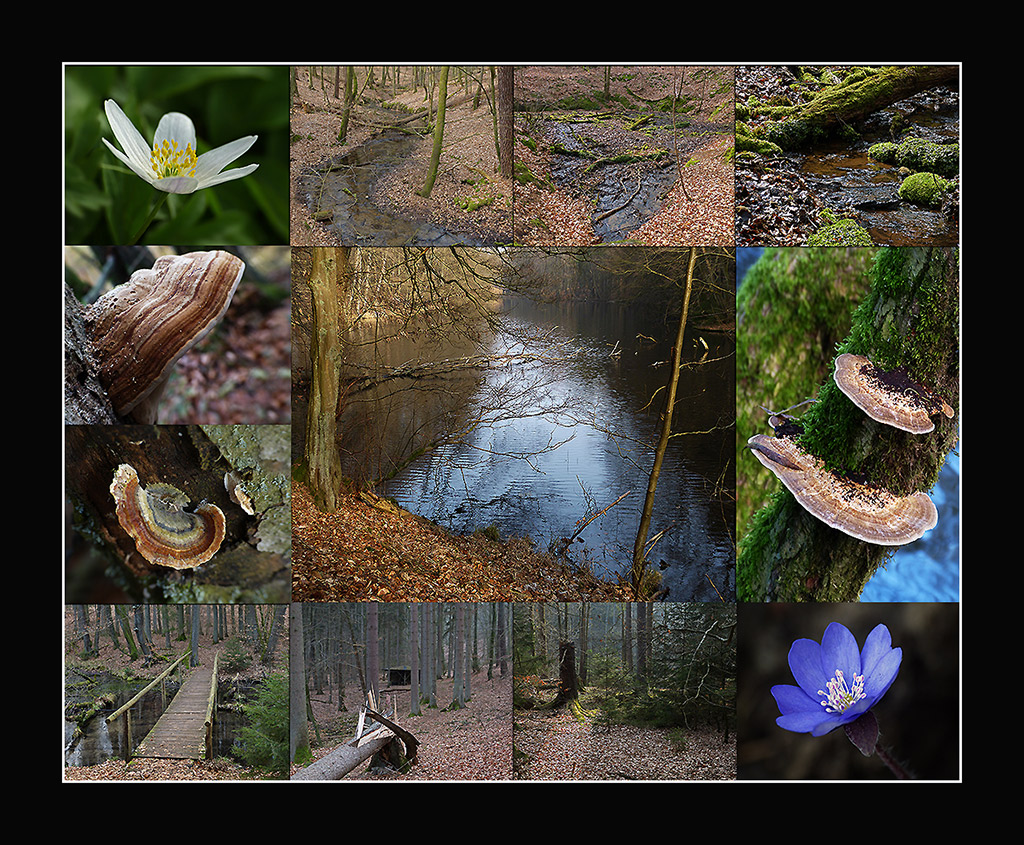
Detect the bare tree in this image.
<box><xmin>632</xmin><ymin>247</ymin><xmax>696</xmax><ymax>594</ymax></box>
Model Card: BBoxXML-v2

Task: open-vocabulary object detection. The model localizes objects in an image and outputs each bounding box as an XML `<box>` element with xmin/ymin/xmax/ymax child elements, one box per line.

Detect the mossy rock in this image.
<box><xmin>515</xmin><ymin>161</ymin><xmax>551</xmax><ymax>189</ymax></box>
<box><xmin>807</xmin><ymin>216</ymin><xmax>874</xmax><ymax>246</ymax></box>
<box><xmin>869</xmin><ymin>137</ymin><xmax>958</xmax><ymax>178</ymax></box>
<box><xmin>867</xmin><ymin>141</ymin><xmax>899</xmax><ymax>164</ymax></box>
<box><xmin>898</xmin><ymin>171</ymin><xmax>954</xmax><ymax>207</ymax></box>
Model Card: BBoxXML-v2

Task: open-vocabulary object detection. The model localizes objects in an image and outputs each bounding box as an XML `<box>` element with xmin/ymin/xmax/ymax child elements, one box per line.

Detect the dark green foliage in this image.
<box><xmin>221</xmin><ymin>636</ymin><xmax>252</xmax><ymax>674</ymax></box>
<box><xmin>236</xmin><ymin>673</ymin><xmax>289</xmax><ymax>777</ymax></box>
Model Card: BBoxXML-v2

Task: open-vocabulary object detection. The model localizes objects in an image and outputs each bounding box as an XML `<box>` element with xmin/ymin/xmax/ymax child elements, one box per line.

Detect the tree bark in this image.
<box><xmin>290</xmin><ymin>603</ymin><xmax>311</xmax><ymax>765</ymax></box>
<box><xmin>497</xmin><ymin>65</ymin><xmax>514</xmax><ymax>178</ymax></box>
<box><xmin>551</xmin><ymin>641</ymin><xmax>578</xmax><ymax>707</ymax></box>
<box><xmin>303</xmin><ymin>247</ymin><xmax>347</xmax><ymax>511</ymax></box>
<box><xmin>290</xmin><ymin>732</ymin><xmax>393</xmax><ymax>780</ymax></box>
<box><xmin>738</xmin><ymin>247</ymin><xmax>959</xmax><ymax>601</ymax></box>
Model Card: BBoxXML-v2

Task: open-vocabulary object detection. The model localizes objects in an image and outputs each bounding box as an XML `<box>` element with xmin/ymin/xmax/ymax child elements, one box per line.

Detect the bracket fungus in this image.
<box><xmin>833</xmin><ymin>353</ymin><xmax>954</xmax><ymax>434</ymax></box>
<box><xmin>224</xmin><ymin>471</ymin><xmax>255</xmax><ymax>515</ymax></box>
<box><xmin>84</xmin><ymin>250</ymin><xmax>245</xmax><ymax>423</ymax></box>
<box><xmin>110</xmin><ymin>463</ymin><xmax>226</xmax><ymax>569</ymax></box>
<box><xmin>747</xmin><ymin>433</ymin><xmax>938</xmax><ymax>546</ymax></box>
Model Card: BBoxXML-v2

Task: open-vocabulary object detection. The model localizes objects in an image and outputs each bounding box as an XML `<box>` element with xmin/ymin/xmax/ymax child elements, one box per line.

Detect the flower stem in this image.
<box><xmin>130</xmin><ymin>192</ymin><xmax>169</xmax><ymax>244</ymax></box>
<box><xmin>874</xmin><ymin>742</ymin><xmax>912</xmax><ymax>779</ymax></box>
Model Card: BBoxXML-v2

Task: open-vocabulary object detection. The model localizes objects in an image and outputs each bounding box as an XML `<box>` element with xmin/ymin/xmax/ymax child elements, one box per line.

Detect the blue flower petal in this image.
<box><xmin>821</xmin><ymin>621</ymin><xmax>863</xmax><ymax>680</ymax></box>
<box><xmin>787</xmin><ymin>637</ymin><xmax>825</xmax><ymax>699</ymax></box>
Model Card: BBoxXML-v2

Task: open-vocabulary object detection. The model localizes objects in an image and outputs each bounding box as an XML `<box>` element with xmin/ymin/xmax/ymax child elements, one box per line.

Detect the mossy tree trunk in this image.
<box><xmin>418</xmin><ymin>66</ymin><xmax>449</xmax><ymax>198</ymax></box>
<box><xmin>304</xmin><ymin>247</ymin><xmax>347</xmax><ymax>512</ymax></box>
<box><xmin>738</xmin><ymin>247</ymin><xmax>959</xmax><ymax>601</ymax></box>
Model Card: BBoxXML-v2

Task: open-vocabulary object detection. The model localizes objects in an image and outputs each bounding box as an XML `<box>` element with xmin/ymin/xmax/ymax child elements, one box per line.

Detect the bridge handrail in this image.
<box><xmin>106</xmin><ymin>651</ymin><xmax>191</xmax><ymax>723</ymax></box>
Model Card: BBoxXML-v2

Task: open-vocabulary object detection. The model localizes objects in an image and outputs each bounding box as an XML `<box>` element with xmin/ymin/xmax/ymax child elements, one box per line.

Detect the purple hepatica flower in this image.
<box><xmin>771</xmin><ymin>622</ymin><xmax>902</xmax><ymax>737</ymax></box>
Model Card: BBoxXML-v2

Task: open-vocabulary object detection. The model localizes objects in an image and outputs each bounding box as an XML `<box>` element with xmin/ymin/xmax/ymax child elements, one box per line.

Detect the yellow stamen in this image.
<box><xmin>150</xmin><ymin>138</ymin><xmax>197</xmax><ymax>179</ymax></box>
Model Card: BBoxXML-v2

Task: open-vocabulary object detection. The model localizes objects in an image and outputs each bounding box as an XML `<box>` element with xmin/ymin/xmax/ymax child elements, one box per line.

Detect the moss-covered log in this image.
<box><xmin>756</xmin><ymin>66</ymin><xmax>958</xmax><ymax>150</ymax></box>
<box><xmin>738</xmin><ymin>247</ymin><xmax>959</xmax><ymax>601</ymax></box>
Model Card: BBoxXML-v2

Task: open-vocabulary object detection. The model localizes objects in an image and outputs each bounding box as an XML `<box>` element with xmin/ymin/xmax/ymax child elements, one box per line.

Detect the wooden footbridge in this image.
<box><xmin>107</xmin><ymin>652</ymin><xmax>220</xmax><ymax>761</ymax></box>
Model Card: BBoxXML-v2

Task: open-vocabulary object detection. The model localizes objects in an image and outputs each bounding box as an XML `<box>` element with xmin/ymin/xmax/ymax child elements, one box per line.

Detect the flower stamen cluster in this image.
<box><xmin>151</xmin><ymin>139</ymin><xmax>197</xmax><ymax>180</ymax></box>
<box><xmin>818</xmin><ymin>668</ymin><xmax>866</xmax><ymax>714</ymax></box>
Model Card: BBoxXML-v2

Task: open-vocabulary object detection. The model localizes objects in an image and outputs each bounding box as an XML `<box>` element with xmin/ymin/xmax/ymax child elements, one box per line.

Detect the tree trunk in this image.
<box><xmin>418</xmin><ymin>66</ymin><xmax>449</xmax><ymax>197</ymax></box>
<box><xmin>304</xmin><ymin>247</ymin><xmax>347</xmax><ymax>511</ymax></box>
<box><xmin>290</xmin><ymin>732</ymin><xmax>394</xmax><ymax>780</ymax></box>
<box><xmin>761</xmin><ymin>66</ymin><xmax>958</xmax><ymax>149</ymax></box>
<box><xmin>290</xmin><ymin>603</ymin><xmax>311</xmax><ymax>765</ymax></box>
<box><xmin>497</xmin><ymin>65</ymin><xmax>514</xmax><ymax>178</ymax></box>
<box><xmin>551</xmin><ymin>641</ymin><xmax>578</xmax><ymax>707</ymax></box>
<box><xmin>410</xmin><ymin>604</ymin><xmax>421</xmax><ymax>716</ymax></box>
<box><xmin>631</xmin><ymin>246</ymin><xmax>696</xmax><ymax>595</ymax></box>
<box><xmin>738</xmin><ymin>246</ymin><xmax>959</xmax><ymax>601</ymax></box>
<box><xmin>65</xmin><ymin>284</ymin><xmax>120</xmax><ymax>423</ymax></box>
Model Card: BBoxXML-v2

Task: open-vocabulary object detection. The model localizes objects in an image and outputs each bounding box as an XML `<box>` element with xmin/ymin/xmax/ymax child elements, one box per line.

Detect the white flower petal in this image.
<box><xmin>101</xmin><ymin>137</ymin><xmax>157</xmax><ymax>184</ymax></box>
<box><xmin>153</xmin><ymin>176</ymin><xmax>199</xmax><ymax>194</ymax></box>
<box><xmin>193</xmin><ymin>135</ymin><xmax>259</xmax><ymax>181</ymax></box>
<box><xmin>196</xmin><ymin>162</ymin><xmax>260</xmax><ymax>190</ymax></box>
<box><xmin>153</xmin><ymin>111</ymin><xmax>197</xmax><ymax>151</ymax></box>
<box><xmin>104</xmin><ymin>99</ymin><xmax>154</xmax><ymax>176</ymax></box>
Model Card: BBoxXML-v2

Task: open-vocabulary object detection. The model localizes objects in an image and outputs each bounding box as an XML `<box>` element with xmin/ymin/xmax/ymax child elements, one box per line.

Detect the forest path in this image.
<box><xmin>516</xmin><ymin>705</ymin><xmax>735</xmax><ymax>780</ymax></box>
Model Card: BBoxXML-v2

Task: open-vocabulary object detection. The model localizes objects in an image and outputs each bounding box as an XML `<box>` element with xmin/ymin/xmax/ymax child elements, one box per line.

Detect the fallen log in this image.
<box><xmin>757</xmin><ymin>66</ymin><xmax>958</xmax><ymax>150</ymax></box>
<box><xmin>291</xmin><ymin>729</ymin><xmax>394</xmax><ymax>781</ymax></box>
<box><xmin>292</xmin><ymin>699</ymin><xmax>419</xmax><ymax>781</ymax></box>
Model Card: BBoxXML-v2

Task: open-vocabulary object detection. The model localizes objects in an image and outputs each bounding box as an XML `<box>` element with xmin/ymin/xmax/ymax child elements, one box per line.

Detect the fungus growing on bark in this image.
<box><xmin>747</xmin><ymin>433</ymin><xmax>938</xmax><ymax>546</ymax></box>
<box><xmin>833</xmin><ymin>353</ymin><xmax>954</xmax><ymax>434</ymax></box>
<box><xmin>84</xmin><ymin>250</ymin><xmax>245</xmax><ymax>423</ymax></box>
<box><xmin>224</xmin><ymin>471</ymin><xmax>255</xmax><ymax>515</ymax></box>
<box><xmin>109</xmin><ymin>463</ymin><xmax>226</xmax><ymax>569</ymax></box>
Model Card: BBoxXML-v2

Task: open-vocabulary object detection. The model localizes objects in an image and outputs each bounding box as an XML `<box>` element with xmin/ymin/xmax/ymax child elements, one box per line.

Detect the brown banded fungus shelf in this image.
<box><xmin>833</xmin><ymin>353</ymin><xmax>954</xmax><ymax>434</ymax></box>
<box><xmin>110</xmin><ymin>463</ymin><xmax>226</xmax><ymax>569</ymax></box>
<box><xmin>84</xmin><ymin>250</ymin><xmax>245</xmax><ymax>424</ymax></box>
<box><xmin>747</xmin><ymin>433</ymin><xmax>938</xmax><ymax>546</ymax></box>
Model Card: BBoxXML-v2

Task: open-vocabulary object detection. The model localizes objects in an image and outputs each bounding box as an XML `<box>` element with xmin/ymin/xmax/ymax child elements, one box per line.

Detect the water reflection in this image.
<box><xmin>371</xmin><ymin>296</ymin><xmax>735</xmax><ymax>600</ymax></box>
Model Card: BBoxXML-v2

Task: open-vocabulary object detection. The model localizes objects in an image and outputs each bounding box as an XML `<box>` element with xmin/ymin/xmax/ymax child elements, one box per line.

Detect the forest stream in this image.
<box><xmin>302</xmin><ymin>126</ymin><xmax>493</xmax><ymax>247</ymax></box>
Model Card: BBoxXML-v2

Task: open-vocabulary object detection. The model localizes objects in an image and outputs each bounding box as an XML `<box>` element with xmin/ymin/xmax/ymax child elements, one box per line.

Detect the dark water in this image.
<box><xmin>367</xmin><ymin>296</ymin><xmax>735</xmax><ymax>600</ymax></box>
<box><xmin>65</xmin><ymin>677</ymin><xmax>246</xmax><ymax>767</ymax></box>
<box><xmin>796</xmin><ymin>97</ymin><xmax>959</xmax><ymax>246</ymax></box>
<box><xmin>64</xmin><ymin>681</ymin><xmax>178</xmax><ymax>766</ymax></box>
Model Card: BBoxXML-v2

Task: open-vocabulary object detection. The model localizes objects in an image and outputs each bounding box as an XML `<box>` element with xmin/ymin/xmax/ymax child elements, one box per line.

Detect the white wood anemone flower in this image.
<box><xmin>102</xmin><ymin>99</ymin><xmax>259</xmax><ymax>195</ymax></box>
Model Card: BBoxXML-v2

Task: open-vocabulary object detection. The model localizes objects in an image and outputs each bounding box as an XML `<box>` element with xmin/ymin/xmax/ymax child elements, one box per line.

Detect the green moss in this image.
<box><xmin>867</xmin><ymin>141</ymin><xmax>899</xmax><ymax>164</ymax></box>
<box><xmin>807</xmin><ymin>213</ymin><xmax>874</xmax><ymax>246</ymax></box>
<box><xmin>736</xmin><ymin>247</ymin><xmax>877</xmax><ymax>536</ymax></box>
<box><xmin>899</xmin><ymin>171</ymin><xmax>954</xmax><ymax>207</ymax></box>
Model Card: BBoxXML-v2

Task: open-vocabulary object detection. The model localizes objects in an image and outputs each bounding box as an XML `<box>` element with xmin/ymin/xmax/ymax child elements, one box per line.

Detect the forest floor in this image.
<box><xmin>513</xmin><ymin>65</ymin><xmax>735</xmax><ymax>246</ymax></box>
<box><xmin>515</xmin><ymin>696</ymin><xmax>736</xmax><ymax>781</ymax></box>
<box><xmin>63</xmin><ymin>610</ymin><xmax>287</xmax><ymax>782</ymax></box>
<box><xmin>295</xmin><ymin>672</ymin><xmax>513</xmax><ymax>780</ymax></box>
<box><xmin>290</xmin><ymin>67</ymin><xmax>515</xmax><ymax>248</ymax></box>
<box><xmin>292</xmin><ymin>482</ymin><xmax>636</xmax><ymax>602</ymax></box>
